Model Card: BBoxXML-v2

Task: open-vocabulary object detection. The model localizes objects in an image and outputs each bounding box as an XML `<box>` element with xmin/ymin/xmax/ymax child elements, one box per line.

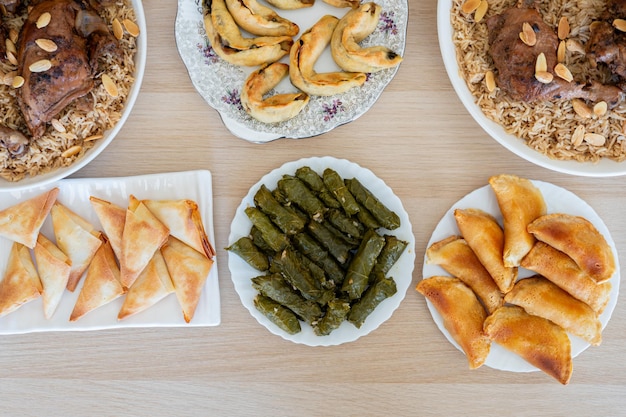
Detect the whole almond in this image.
<box><xmin>29</xmin><ymin>59</ymin><xmax>52</xmax><ymax>72</ymax></box>
<box><xmin>554</xmin><ymin>63</ymin><xmax>573</xmax><ymax>82</ymax></box>
<box><xmin>558</xmin><ymin>16</ymin><xmax>570</xmax><ymax>40</ymax></box>
<box><xmin>112</xmin><ymin>18</ymin><xmax>124</xmax><ymax>40</ymax></box>
<box><xmin>572</xmin><ymin>99</ymin><xmax>592</xmax><ymax>118</ymax></box>
<box><xmin>123</xmin><ymin>19</ymin><xmax>140</xmax><ymax>37</ymax></box>
<box><xmin>35</xmin><ymin>38</ymin><xmax>58</xmax><ymax>52</ymax></box>
<box><xmin>36</xmin><ymin>12</ymin><xmax>51</xmax><ymax>29</ymax></box>
<box><xmin>535</xmin><ymin>52</ymin><xmax>547</xmax><ymax>73</ymax></box>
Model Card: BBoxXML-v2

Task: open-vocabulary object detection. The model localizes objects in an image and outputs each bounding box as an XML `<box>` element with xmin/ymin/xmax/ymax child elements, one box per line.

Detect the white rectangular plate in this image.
<box><xmin>0</xmin><ymin>170</ymin><xmax>220</xmax><ymax>334</ymax></box>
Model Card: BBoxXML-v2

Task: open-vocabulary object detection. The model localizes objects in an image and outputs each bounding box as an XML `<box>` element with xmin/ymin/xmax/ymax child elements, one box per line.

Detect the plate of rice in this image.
<box><xmin>438</xmin><ymin>0</ymin><xmax>626</xmax><ymax>176</ymax></box>
<box><xmin>0</xmin><ymin>0</ymin><xmax>146</xmax><ymax>191</ymax></box>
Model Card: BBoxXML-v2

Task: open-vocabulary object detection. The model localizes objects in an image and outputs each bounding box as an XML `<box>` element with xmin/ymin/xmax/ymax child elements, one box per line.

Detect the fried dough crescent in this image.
<box><xmin>520</xmin><ymin>241</ymin><xmax>611</xmax><ymax>314</ymax></box>
<box><xmin>426</xmin><ymin>235</ymin><xmax>503</xmax><ymax>313</ymax></box>
<box><xmin>289</xmin><ymin>15</ymin><xmax>367</xmax><ymax>96</ymax></box>
<box><xmin>322</xmin><ymin>0</ymin><xmax>360</xmax><ymax>8</ymax></box>
<box><xmin>527</xmin><ymin>213</ymin><xmax>615</xmax><ymax>284</ymax></box>
<box><xmin>416</xmin><ymin>276</ymin><xmax>491</xmax><ymax>369</ymax></box>
<box><xmin>203</xmin><ymin>11</ymin><xmax>292</xmax><ymax>67</ymax></box>
<box><xmin>454</xmin><ymin>208</ymin><xmax>517</xmax><ymax>293</ymax></box>
<box><xmin>484</xmin><ymin>306</ymin><xmax>572</xmax><ymax>385</ymax></box>
<box><xmin>241</xmin><ymin>62</ymin><xmax>310</xmax><ymax>123</ymax></box>
<box><xmin>225</xmin><ymin>0</ymin><xmax>299</xmax><ymax>36</ymax></box>
<box><xmin>331</xmin><ymin>2</ymin><xmax>403</xmax><ymax>73</ymax></box>
<box><xmin>264</xmin><ymin>0</ymin><xmax>314</xmax><ymax>10</ymax></box>
<box><xmin>489</xmin><ymin>174</ymin><xmax>546</xmax><ymax>267</ymax></box>
<box><xmin>505</xmin><ymin>276</ymin><xmax>602</xmax><ymax>346</ymax></box>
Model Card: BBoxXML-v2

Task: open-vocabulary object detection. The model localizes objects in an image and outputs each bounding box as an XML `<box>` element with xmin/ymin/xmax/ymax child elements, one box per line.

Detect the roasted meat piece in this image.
<box><xmin>486</xmin><ymin>1</ymin><xmax>623</xmax><ymax>106</ymax></box>
<box><xmin>16</xmin><ymin>0</ymin><xmax>118</xmax><ymax>138</ymax></box>
<box><xmin>586</xmin><ymin>0</ymin><xmax>626</xmax><ymax>80</ymax></box>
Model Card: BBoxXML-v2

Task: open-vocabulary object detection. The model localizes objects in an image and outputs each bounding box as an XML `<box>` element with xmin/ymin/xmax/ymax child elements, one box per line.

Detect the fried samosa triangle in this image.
<box><xmin>119</xmin><ymin>195</ymin><xmax>170</xmax><ymax>289</ymax></box>
<box><xmin>118</xmin><ymin>250</ymin><xmax>175</xmax><ymax>320</ymax></box>
<box><xmin>70</xmin><ymin>237</ymin><xmax>125</xmax><ymax>322</ymax></box>
<box><xmin>416</xmin><ymin>276</ymin><xmax>491</xmax><ymax>369</ymax></box>
<box><xmin>0</xmin><ymin>242</ymin><xmax>42</xmax><ymax>317</ymax></box>
<box><xmin>161</xmin><ymin>236</ymin><xmax>214</xmax><ymax>323</ymax></box>
<box><xmin>51</xmin><ymin>202</ymin><xmax>102</xmax><ymax>292</ymax></box>
<box><xmin>33</xmin><ymin>233</ymin><xmax>71</xmax><ymax>319</ymax></box>
<box><xmin>141</xmin><ymin>198</ymin><xmax>215</xmax><ymax>259</ymax></box>
<box><xmin>89</xmin><ymin>196</ymin><xmax>126</xmax><ymax>260</ymax></box>
<box><xmin>0</xmin><ymin>187</ymin><xmax>59</xmax><ymax>248</ymax></box>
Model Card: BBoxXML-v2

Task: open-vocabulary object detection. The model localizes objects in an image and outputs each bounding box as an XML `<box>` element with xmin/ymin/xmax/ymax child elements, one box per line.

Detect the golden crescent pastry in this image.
<box><xmin>33</xmin><ymin>233</ymin><xmax>71</xmax><ymax>319</ymax></box>
<box><xmin>416</xmin><ymin>276</ymin><xmax>491</xmax><ymax>369</ymax></box>
<box><xmin>289</xmin><ymin>15</ymin><xmax>367</xmax><ymax>96</ymax></box>
<box><xmin>504</xmin><ymin>276</ymin><xmax>602</xmax><ymax>346</ymax></box>
<box><xmin>483</xmin><ymin>305</ymin><xmax>572</xmax><ymax>385</ymax></box>
<box><xmin>489</xmin><ymin>174</ymin><xmax>546</xmax><ymax>268</ymax></box>
<box><xmin>0</xmin><ymin>187</ymin><xmax>58</xmax><ymax>248</ymax></box>
<box><xmin>330</xmin><ymin>2</ymin><xmax>403</xmax><ymax>73</ymax></box>
<box><xmin>0</xmin><ymin>242</ymin><xmax>42</xmax><ymax>317</ymax></box>
<box><xmin>241</xmin><ymin>62</ymin><xmax>310</xmax><ymax>123</ymax></box>
<box><xmin>454</xmin><ymin>208</ymin><xmax>517</xmax><ymax>293</ymax></box>
<box><xmin>520</xmin><ymin>241</ymin><xmax>611</xmax><ymax>314</ymax></box>
<box><xmin>203</xmin><ymin>10</ymin><xmax>292</xmax><ymax>67</ymax></box>
<box><xmin>224</xmin><ymin>0</ymin><xmax>299</xmax><ymax>36</ymax></box>
<box><xmin>426</xmin><ymin>235</ymin><xmax>503</xmax><ymax>314</ymax></box>
<box><xmin>264</xmin><ymin>0</ymin><xmax>313</xmax><ymax>10</ymax></box>
<box><xmin>527</xmin><ymin>213</ymin><xmax>615</xmax><ymax>284</ymax></box>
<box><xmin>322</xmin><ymin>0</ymin><xmax>360</xmax><ymax>8</ymax></box>
<box><xmin>208</xmin><ymin>0</ymin><xmax>293</xmax><ymax>50</ymax></box>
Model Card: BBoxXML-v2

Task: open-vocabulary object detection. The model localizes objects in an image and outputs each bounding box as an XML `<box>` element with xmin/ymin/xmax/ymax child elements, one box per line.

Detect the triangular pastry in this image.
<box><xmin>0</xmin><ymin>242</ymin><xmax>42</xmax><ymax>317</ymax></box>
<box><xmin>118</xmin><ymin>249</ymin><xmax>175</xmax><ymax>320</ymax></box>
<box><xmin>89</xmin><ymin>196</ymin><xmax>126</xmax><ymax>261</ymax></box>
<box><xmin>416</xmin><ymin>276</ymin><xmax>491</xmax><ymax>369</ymax></box>
<box><xmin>489</xmin><ymin>174</ymin><xmax>546</xmax><ymax>267</ymax></box>
<box><xmin>141</xmin><ymin>198</ymin><xmax>215</xmax><ymax>259</ymax></box>
<box><xmin>70</xmin><ymin>237</ymin><xmax>125</xmax><ymax>322</ymax></box>
<box><xmin>426</xmin><ymin>235</ymin><xmax>503</xmax><ymax>313</ymax></box>
<box><xmin>51</xmin><ymin>202</ymin><xmax>102</xmax><ymax>292</ymax></box>
<box><xmin>161</xmin><ymin>236</ymin><xmax>214</xmax><ymax>323</ymax></box>
<box><xmin>454</xmin><ymin>208</ymin><xmax>517</xmax><ymax>293</ymax></box>
<box><xmin>505</xmin><ymin>276</ymin><xmax>602</xmax><ymax>346</ymax></box>
<box><xmin>0</xmin><ymin>187</ymin><xmax>59</xmax><ymax>248</ymax></box>
<box><xmin>119</xmin><ymin>195</ymin><xmax>170</xmax><ymax>289</ymax></box>
<box><xmin>33</xmin><ymin>233</ymin><xmax>71</xmax><ymax>319</ymax></box>
<box><xmin>483</xmin><ymin>305</ymin><xmax>573</xmax><ymax>385</ymax></box>
<box><xmin>527</xmin><ymin>213</ymin><xmax>615</xmax><ymax>284</ymax></box>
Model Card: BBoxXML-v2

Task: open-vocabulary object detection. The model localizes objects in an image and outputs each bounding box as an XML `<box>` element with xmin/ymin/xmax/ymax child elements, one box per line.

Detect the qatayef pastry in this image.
<box><xmin>161</xmin><ymin>236</ymin><xmax>214</xmax><ymax>323</ymax></box>
<box><xmin>0</xmin><ymin>242</ymin><xmax>42</xmax><ymax>317</ymax></box>
<box><xmin>141</xmin><ymin>198</ymin><xmax>215</xmax><ymax>259</ymax></box>
<box><xmin>426</xmin><ymin>235</ymin><xmax>503</xmax><ymax>313</ymax></box>
<box><xmin>119</xmin><ymin>195</ymin><xmax>170</xmax><ymax>289</ymax></box>
<box><xmin>483</xmin><ymin>306</ymin><xmax>573</xmax><ymax>385</ymax></box>
<box><xmin>454</xmin><ymin>208</ymin><xmax>517</xmax><ymax>293</ymax></box>
<box><xmin>505</xmin><ymin>276</ymin><xmax>602</xmax><ymax>346</ymax></box>
<box><xmin>520</xmin><ymin>241</ymin><xmax>611</xmax><ymax>314</ymax></box>
<box><xmin>527</xmin><ymin>213</ymin><xmax>615</xmax><ymax>284</ymax></box>
<box><xmin>51</xmin><ymin>202</ymin><xmax>102</xmax><ymax>292</ymax></box>
<box><xmin>489</xmin><ymin>174</ymin><xmax>546</xmax><ymax>267</ymax></box>
<box><xmin>89</xmin><ymin>196</ymin><xmax>126</xmax><ymax>260</ymax></box>
<box><xmin>33</xmin><ymin>233</ymin><xmax>72</xmax><ymax>319</ymax></box>
<box><xmin>118</xmin><ymin>250</ymin><xmax>175</xmax><ymax>320</ymax></box>
<box><xmin>70</xmin><ymin>238</ymin><xmax>125</xmax><ymax>322</ymax></box>
<box><xmin>416</xmin><ymin>276</ymin><xmax>491</xmax><ymax>369</ymax></box>
<box><xmin>0</xmin><ymin>187</ymin><xmax>58</xmax><ymax>248</ymax></box>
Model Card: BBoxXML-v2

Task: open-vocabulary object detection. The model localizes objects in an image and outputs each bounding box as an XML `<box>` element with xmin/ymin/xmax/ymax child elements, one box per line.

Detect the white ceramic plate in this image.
<box><xmin>175</xmin><ymin>0</ymin><xmax>407</xmax><ymax>142</ymax></box>
<box><xmin>0</xmin><ymin>0</ymin><xmax>147</xmax><ymax>192</ymax></box>
<box><xmin>421</xmin><ymin>179</ymin><xmax>620</xmax><ymax>372</ymax></box>
<box><xmin>0</xmin><ymin>170</ymin><xmax>220</xmax><ymax>335</ymax></box>
<box><xmin>228</xmin><ymin>156</ymin><xmax>415</xmax><ymax>346</ymax></box>
<box><xmin>437</xmin><ymin>0</ymin><xmax>626</xmax><ymax>177</ymax></box>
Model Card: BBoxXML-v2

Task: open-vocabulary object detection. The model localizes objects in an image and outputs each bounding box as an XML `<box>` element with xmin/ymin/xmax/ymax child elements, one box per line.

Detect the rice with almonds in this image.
<box><xmin>452</xmin><ymin>0</ymin><xmax>626</xmax><ymax>163</ymax></box>
<box><xmin>0</xmin><ymin>1</ymin><xmax>137</xmax><ymax>182</ymax></box>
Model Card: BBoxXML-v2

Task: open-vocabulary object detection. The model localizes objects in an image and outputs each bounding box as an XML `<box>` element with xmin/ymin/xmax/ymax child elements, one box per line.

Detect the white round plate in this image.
<box><xmin>437</xmin><ymin>0</ymin><xmax>626</xmax><ymax>177</ymax></box>
<box><xmin>175</xmin><ymin>0</ymin><xmax>407</xmax><ymax>142</ymax></box>
<box><xmin>228</xmin><ymin>156</ymin><xmax>415</xmax><ymax>346</ymax></box>
<box><xmin>0</xmin><ymin>0</ymin><xmax>147</xmax><ymax>192</ymax></box>
<box><xmin>421</xmin><ymin>179</ymin><xmax>620</xmax><ymax>372</ymax></box>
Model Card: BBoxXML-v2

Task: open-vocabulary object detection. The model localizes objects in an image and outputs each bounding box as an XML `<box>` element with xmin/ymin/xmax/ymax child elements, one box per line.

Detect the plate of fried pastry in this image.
<box><xmin>175</xmin><ymin>0</ymin><xmax>406</xmax><ymax>142</ymax></box>
<box><xmin>0</xmin><ymin>170</ymin><xmax>219</xmax><ymax>334</ymax></box>
<box><xmin>418</xmin><ymin>174</ymin><xmax>619</xmax><ymax>384</ymax></box>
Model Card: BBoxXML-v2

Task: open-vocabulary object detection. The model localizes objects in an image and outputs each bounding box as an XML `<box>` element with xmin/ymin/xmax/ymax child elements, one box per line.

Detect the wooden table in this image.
<box><xmin>2</xmin><ymin>0</ymin><xmax>625</xmax><ymax>415</ymax></box>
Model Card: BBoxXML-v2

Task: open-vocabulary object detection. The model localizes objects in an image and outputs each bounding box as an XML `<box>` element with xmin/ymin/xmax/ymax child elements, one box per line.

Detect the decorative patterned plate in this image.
<box><xmin>175</xmin><ymin>0</ymin><xmax>407</xmax><ymax>142</ymax></box>
<box><xmin>421</xmin><ymin>179</ymin><xmax>620</xmax><ymax>372</ymax></box>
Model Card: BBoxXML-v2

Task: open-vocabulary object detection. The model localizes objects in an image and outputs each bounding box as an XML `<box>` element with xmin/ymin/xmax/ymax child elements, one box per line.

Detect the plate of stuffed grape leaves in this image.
<box><xmin>227</xmin><ymin>156</ymin><xmax>415</xmax><ymax>346</ymax></box>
